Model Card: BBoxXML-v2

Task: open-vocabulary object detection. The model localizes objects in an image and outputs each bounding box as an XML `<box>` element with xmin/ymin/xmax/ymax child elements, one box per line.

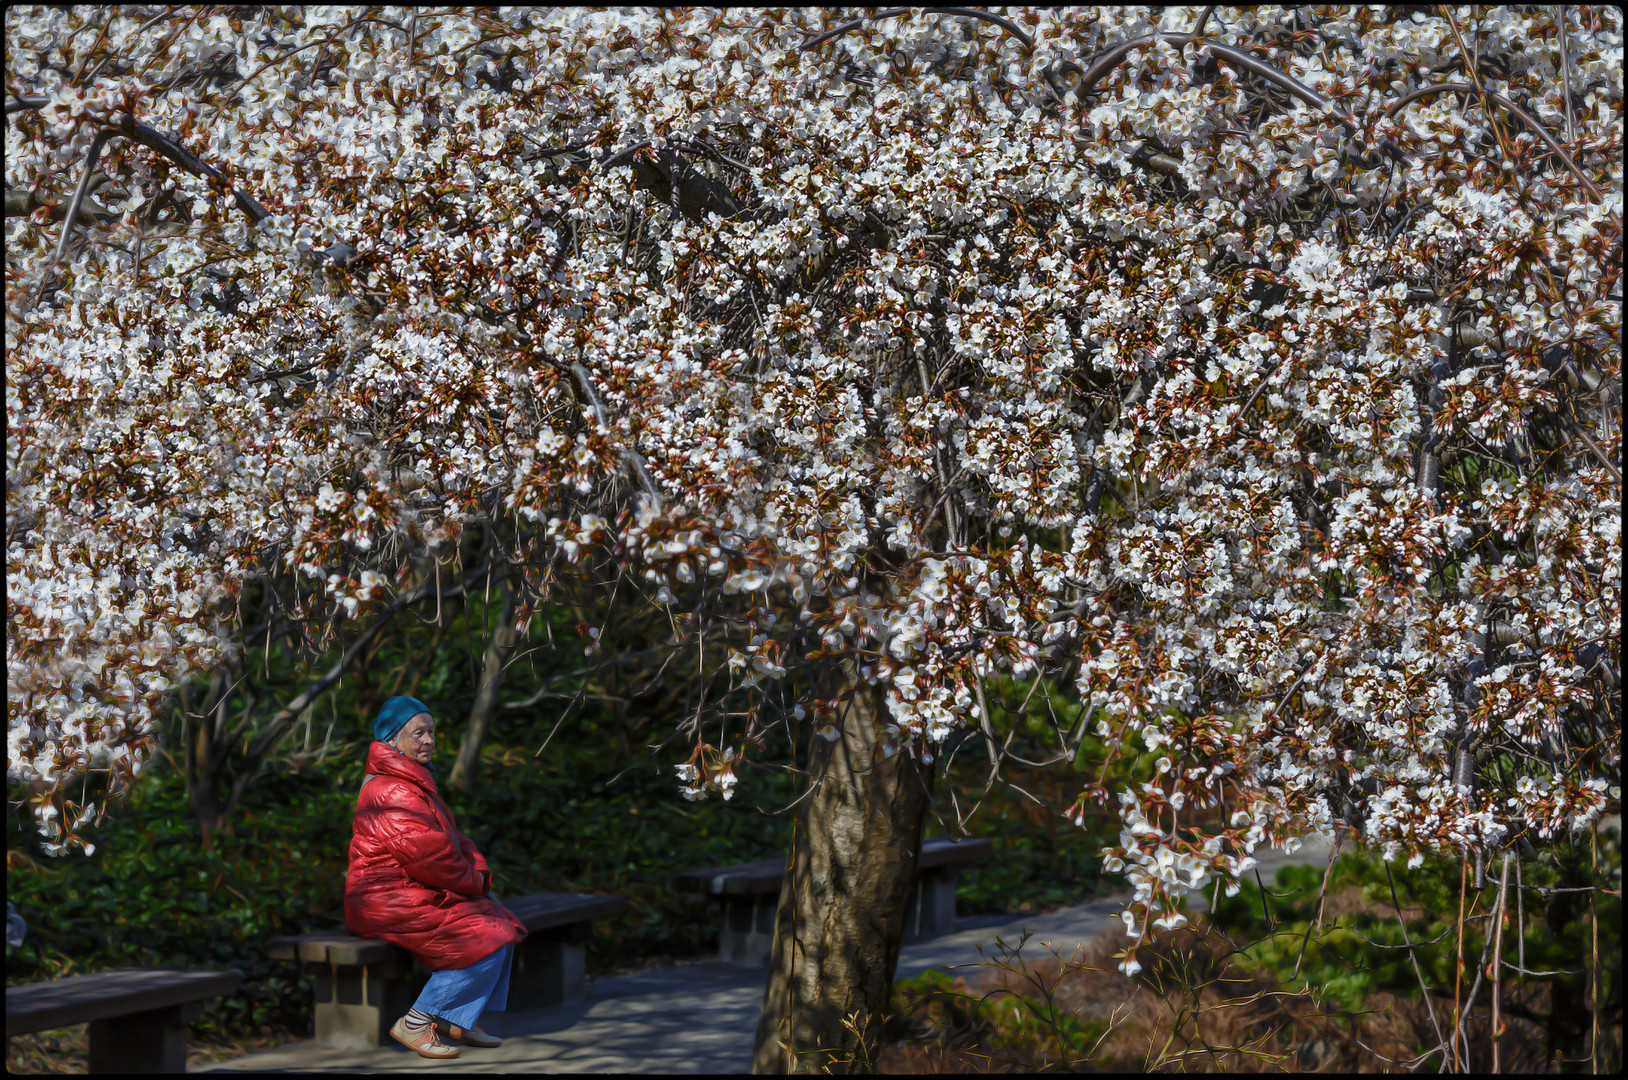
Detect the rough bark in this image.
<box><xmin>751</xmin><ymin>664</ymin><xmax>934</xmax><ymax>1073</ymax></box>
<box><xmin>448</xmin><ymin>588</ymin><xmax>523</xmax><ymax>792</ymax></box>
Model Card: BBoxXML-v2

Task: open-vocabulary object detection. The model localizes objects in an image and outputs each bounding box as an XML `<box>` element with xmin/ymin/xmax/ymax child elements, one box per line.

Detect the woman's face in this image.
<box><xmin>393</xmin><ymin>712</ymin><xmax>436</xmax><ymax>766</ymax></box>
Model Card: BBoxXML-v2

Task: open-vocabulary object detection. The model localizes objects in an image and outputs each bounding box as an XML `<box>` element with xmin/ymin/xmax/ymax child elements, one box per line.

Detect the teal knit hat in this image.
<box><xmin>374</xmin><ymin>696</ymin><xmax>431</xmax><ymax>744</ymax></box>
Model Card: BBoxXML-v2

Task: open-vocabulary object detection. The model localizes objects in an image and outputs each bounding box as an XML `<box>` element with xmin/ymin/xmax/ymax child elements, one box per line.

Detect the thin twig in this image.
<box><xmin>1590</xmin><ymin>823</ymin><xmax>1599</xmax><ymax>1073</ymax></box>
<box><xmin>1556</xmin><ymin>6</ymin><xmax>1576</xmax><ymax>143</ymax></box>
<box><xmin>1500</xmin><ymin>960</ymin><xmax>1586</xmax><ymax>977</ymax></box>
<box><xmin>1570</xmin><ymin>426</ymin><xmax>1622</xmax><ymax>486</ymax></box>
<box><xmin>1291</xmin><ymin>831</ymin><xmax>1340</xmax><ymax>980</ymax></box>
<box><xmin>1381</xmin><ymin>81</ymin><xmax>1602</xmax><ymax>202</ymax></box>
<box><xmin>1443</xmin><ymin>8</ymin><xmax>1517</xmax><ymax>166</ymax></box>
<box><xmin>1387</xmin><ymin>861</ymin><xmax>1450</xmax><ymax>1063</ymax></box>
<box><xmin>1491</xmin><ymin>852</ymin><xmax>1509</xmax><ymax>1074</ymax></box>
<box><xmin>1515</xmin><ymin>856</ymin><xmax>1524</xmax><ymax>976</ymax></box>
<box><xmin>1451</xmin><ymin>854</ymin><xmax>1468</xmax><ymax>1073</ymax></box>
<box><xmin>1079</xmin><ymin>34</ymin><xmax>1362</xmax><ymax>137</ymax></box>
<box><xmin>228</xmin><ymin>28</ymin><xmax>352</xmax><ymax>105</ymax></box>
<box><xmin>1453</xmin><ymin>875</ymin><xmax>1499</xmax><ymax>1075</ymax></box>
<box><xmin>1233</xmin><ymin>354</ymin><xmax>1285</xmax><ymax>427</ymax></box>
<box><xmin>531</xmin><ymin>686</ymin><xmax>585</xmax><ymax>760</ymax></box>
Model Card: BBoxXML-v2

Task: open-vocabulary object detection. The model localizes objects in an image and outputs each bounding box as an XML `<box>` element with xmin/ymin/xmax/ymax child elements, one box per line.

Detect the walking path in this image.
<box><xmin>198</xmin><ymin>835</ymin><xmax>1332</xmax><ymax>1074</ymax></box>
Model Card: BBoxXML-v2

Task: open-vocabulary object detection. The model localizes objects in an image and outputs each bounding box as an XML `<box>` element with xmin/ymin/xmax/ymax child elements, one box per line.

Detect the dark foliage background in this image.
<box><xmin>5</xmin><ymin>596</ymin><xmax>1121</xmax><ymax>1054</ymax></box>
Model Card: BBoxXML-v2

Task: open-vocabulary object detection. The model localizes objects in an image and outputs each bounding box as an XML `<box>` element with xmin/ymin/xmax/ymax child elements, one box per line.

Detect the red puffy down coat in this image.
<box><xmin>344</xmin><ymin>740</ymin><xmax>526</xmax><ymax>970</ymax></box>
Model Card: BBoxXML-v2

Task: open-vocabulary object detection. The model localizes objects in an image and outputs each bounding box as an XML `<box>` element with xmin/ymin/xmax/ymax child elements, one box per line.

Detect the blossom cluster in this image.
<box><xmin>6</xmin><ymin>7</ymin><xmax>1620</xmax><ymax>961</ymax></box>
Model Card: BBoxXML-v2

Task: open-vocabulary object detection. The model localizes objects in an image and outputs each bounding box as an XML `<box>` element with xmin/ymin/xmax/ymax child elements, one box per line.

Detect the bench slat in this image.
<box><xmin>917</xmin><ymin>837</ymin><xmax>995</xmax><ymax>870</ymax></box>
<box><xmin>505</xmin><ymin>891</ymin><xmax>627</xmax><ymax>931</ymax></box>
<box><xmin>6</xmin><ymin>968</ymin><xmax>239</xmax><ymax>1038</ymax></box>
<box><xmin>672</xmin><ymin>856</ymin><xmax>785</xmax><ymax>897</ymax></box>
<box><xmin>676</xmin><ymin>838</ymin><xmax>995</xmax><ymax>897</ymax></box>
<box><xmin>269</xmin><ymin>892</ymin><xmax>624</xmax><ymax>966</ymax></box>
<box><xmin>267</xmin><ymin>932</ymin><xmax>401</xmax><ymax>966</ymax></box>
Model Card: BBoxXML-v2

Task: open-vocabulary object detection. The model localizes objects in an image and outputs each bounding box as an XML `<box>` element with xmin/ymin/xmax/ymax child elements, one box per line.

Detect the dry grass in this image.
<box><xmin>876</xmin><ymin>916</ymin><xmax>1571</xmax><ymax>1073</ymax></box>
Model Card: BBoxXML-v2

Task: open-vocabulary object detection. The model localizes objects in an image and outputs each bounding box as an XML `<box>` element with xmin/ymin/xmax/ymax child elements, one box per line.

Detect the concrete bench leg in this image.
<box><xmin>87</xmin><ymin>1003</ymin><xmax>198</xmax><ymax>1074</ymax></box>
<box><xmin>308</xmin><ymin>958</ymin><xmax>422</xmax><ymax>1050</ymax></box>
<box><xmin>718</xmin><ymin>893</ymin><xmax>777</xmax><ymax>967</ymax></box>
<box><xmin>903</xmin><ymin>867</ymin><xmax>960</xmax><ymax>941</ymax></box>
<box><xmin>509</xmin><ymin>925</ymin><xmax>587</xmax><ymax>1010</ymax></box>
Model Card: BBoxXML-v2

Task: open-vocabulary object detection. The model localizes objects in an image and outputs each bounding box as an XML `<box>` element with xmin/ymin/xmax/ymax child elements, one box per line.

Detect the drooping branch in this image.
<box><xmin>1076</xmin><ymin>33</ymin><xmax>1363</xmax><ymax>139</ymax></box>
<box><xmin>117</xmin><ymin>117</ymin><xmax>271</xmax><ymax>222</ymax></box>
<box><xmin>218</xmin><ymin>561</ymin><xmax>494</xmax><ymax>820</ymax></box>
<box><xmin>1382</xmin><ymin>82</ymin><xmax>1603</xmax><ymax>202</ymax></box>
<box><xmin>570</xmin><ymin>362</ymin><xmax>663</xmax><ymax>509</ymax></box>
<box><xmin>798</xmin><ymin>8</ymin><xmax>911</xmax><ymax>53</ymax></box>
<box><xmin>799</xmin><ymin>7</ymin><xmax>1033</xmax><ymax>54</ymax></box>
<box><xmin>27</xmin><ymin>113</ymin><xmax>273</xmax><ymax>306</ymax></box>
<box><xmin>930</xmin><ymin>8</ymin><xmax>1035</xmax><ymax>51</ymax></box>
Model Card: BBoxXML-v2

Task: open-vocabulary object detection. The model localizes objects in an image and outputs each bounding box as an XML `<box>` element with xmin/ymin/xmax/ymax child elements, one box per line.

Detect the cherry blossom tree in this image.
<box><xmin>6</xmin><ymin>5</ymin><xmax>1620</xmax><ymax>1071</ymax></box>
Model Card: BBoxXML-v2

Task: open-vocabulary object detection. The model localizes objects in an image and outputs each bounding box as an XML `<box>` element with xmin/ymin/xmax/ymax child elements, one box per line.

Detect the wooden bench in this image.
<box><xmin>268</xmin><ymin>891</ymin><xmax>625</xmax><ymax>1049</ymax></box>
<box><xmin>5</xmin><ymin>967</ymin><xmax>239</xmax><ymax>1074</ymax></box>
<box><xmin>675</xmin><ymin>837</ymin><xmax>995</xmax><ymax>967</ymax></box>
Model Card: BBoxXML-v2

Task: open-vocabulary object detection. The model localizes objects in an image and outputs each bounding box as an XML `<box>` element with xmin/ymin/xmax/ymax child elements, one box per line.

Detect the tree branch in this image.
<box><xmin>570</xmin><ymin>361</ymin><xmax>663</xmax><ymax>507</ymax></box>
<box><xmin>931</xmin><ymin>8</ymin><xmax>1034</xmax><ymax>51</ymax></box>
<box><xmin>118</xmin><ymin>117</ymin><xmax>271</xmax><ymax>222</ymax></box>
<box><xmin>1077</xmin><ymin>34</ymin><xmax>1363</xmax><ymax>139</ymax></box>
<box><xmin>217</xmin><ymin>562</ymin><xmax>493</xmax><ymax>819</ymax></box>
<box><xmin>1382</xmin><ymin>82</ymin><xmax>1602</xmax><ymax>201</ymax></box>
<box><xmin>31</xmin><ymin>129</ymin><xmax>117</xmax><ymax>306</ymax></box>
<box><xmin>799</xmin><ymin>9</ymin><xmax>911</xmax><ymax>53</ymax></box>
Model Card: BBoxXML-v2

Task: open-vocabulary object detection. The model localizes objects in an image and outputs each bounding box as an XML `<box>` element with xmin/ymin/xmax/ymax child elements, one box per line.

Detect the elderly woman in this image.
<box><xmin>346</xmin><ymin>696</ymin><xmax>527</xmax><ymax>1059</ymax></box>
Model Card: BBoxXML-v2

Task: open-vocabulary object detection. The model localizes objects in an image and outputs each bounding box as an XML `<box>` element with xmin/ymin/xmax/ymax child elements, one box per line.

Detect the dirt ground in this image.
<box><xmin>7</xmin><ymin>1024</ymin><xmax>306</xmax><ymax>1075</ymax></box>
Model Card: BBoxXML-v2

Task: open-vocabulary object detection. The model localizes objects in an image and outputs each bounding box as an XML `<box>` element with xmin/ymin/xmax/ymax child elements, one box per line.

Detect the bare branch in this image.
<box><xmin>119</xmin><ymin>118</ymin><xmax>271</xmax><ymax>222</ymax></box>
<box><xmin>799</xmin><ymin>9</ymin><xmax>912</xmax><ymax>53</ymax></box>
<box><xmin>1078</xmin><ymin>34</ymin><xmax>1363</xmax><ymax>139</ymax></box>
<box><xmin>32</xmin><ymin>128</ymin><xmax>116</xmax><ymax>305</ymax></box>
<box><xmin>218</xmin><ymin>562</ymin><xmax>493</xmax><ymax>818</ymax></box>
<box><xmin>570</xmin><ymin>361</ymin><xmax>663</xmax><ymax>508</ymax></box>
<box><xmin>931</xmin><ymin>8</ymin><xmax>1035</xmax><ymax>51</ymax></box>
<box><xmin>1382</xmin><ymin>81</ymin><xmax>1602</xmax><ymax>201</ymax></box>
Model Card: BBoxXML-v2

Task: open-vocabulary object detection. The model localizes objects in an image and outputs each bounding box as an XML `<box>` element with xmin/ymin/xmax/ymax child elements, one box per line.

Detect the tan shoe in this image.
<box><xmin>390</xmin><ymin>1016</ymin><xmax>460</xmax><ymax>1059</ymax></box>
<box><xmin>435</xmin><ymin>1020</ymin><xmax>503</xmax><ymax>1048</ymax></box>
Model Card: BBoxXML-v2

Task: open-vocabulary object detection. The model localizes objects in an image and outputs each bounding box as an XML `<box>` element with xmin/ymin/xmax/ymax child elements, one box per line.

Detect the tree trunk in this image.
<box><xmin>751</xmin><ymin>664</ymin><xmax>933</xmax><ymax>1073</ymax></box>
<box><xmin>182</xmin><ymin>667</ymin><xmax>232</xmax><ymax>852</ymax></box>
<box><xmin>448</xmin><ymin>588</ymin><xmax>522</xmax><ymax>792</ymax></box>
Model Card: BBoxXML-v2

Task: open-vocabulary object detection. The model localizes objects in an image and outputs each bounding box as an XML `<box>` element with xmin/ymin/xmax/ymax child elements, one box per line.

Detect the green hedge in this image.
<box><xmin>1209</xmin><ymin>832</ymin><xmax>1622</xmax><ymax>1021</ymax></box>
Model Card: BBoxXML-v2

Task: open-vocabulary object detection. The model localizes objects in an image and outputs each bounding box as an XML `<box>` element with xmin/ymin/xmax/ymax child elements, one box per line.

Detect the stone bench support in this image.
<box><xmin>270</xmin><ymin>891</ymin><xmax>624</xmax><ymax>1050</ymax></box>
<box><xmin>678</xmin><ymin>838</ymin><xmax>994</xmax><ymax>968</ymax></box>
<box><xmin>507</xmin><ymin>922</ymin><xmax>587</xmax><ymax>1010</ymax></box>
